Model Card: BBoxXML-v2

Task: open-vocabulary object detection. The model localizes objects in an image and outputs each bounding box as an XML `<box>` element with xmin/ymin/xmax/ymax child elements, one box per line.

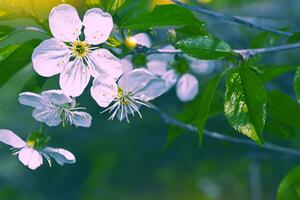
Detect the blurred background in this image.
<box><xmin>0</xmin><ymin>0</ymin><xmax>300</xmax><ymax>199</ymax></box>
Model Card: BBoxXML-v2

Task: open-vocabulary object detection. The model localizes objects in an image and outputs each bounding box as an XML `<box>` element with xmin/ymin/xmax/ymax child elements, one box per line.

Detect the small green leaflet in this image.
<box><xmin>121</xmin><ymin>4</ymin><xmax>204</xmax><ymax>30</ymax></box>
<box><xmin>176</xmin><ymin>36</ymin><xmax>232</xmax><ymax>60</ymax></box>
<box><xmin>196</xmin><ymin>74</ymin><xmax>222</xmax><ymax>145</ymax></box>
<box><xmin>277</xmin><ymin>165</ymin><xmax>300</xmax><ymax>200</ymax></box>
<box><xmin>294</xmin><ymin>66</ymin><xmax>300</xmax><ymax>101</ymax></box>
<box><xmin>224</xmin><ymin>67</ymin><xmax>267</xmax><ymax>145</ymax></box>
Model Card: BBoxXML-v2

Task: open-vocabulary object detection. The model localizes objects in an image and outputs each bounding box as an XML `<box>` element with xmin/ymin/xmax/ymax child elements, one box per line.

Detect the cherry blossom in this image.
<box><xmin>0</xmin><ymin>129</ymin><xmax>75</xmax><ymax>170</ymax></box>
<box><xmin>19</xmin><ymin>90</ymin><xmax>92</xmax><ymax>127</ymax></box>
<box><xmin>32</xmin><ymin>4</ymin><xmax>122</xmax><ymax>97</ymax></box>
<box><xmin>91</xmin><ymin>68</ymin><xmax>166</xmax><ymax>122</ymax></box>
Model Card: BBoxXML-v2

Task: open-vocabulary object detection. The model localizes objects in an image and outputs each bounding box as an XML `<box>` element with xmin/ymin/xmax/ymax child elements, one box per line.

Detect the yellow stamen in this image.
<box><xmin>71</xmin><ymin>41</ymin><xmax>90</xmax><ymax>58</ymax></box>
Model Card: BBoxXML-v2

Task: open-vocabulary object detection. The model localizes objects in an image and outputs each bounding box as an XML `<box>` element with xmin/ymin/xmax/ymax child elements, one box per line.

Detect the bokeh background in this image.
<box><xmin>0</xmin><ymin>0</ymin><xmax>300</xmax><ymax>199</ymax></box>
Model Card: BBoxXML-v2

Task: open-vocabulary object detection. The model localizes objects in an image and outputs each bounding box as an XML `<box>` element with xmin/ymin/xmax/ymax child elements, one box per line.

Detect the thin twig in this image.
<box><xmin>172</xmin><ymin>0</ymin><xmax>292</xmax><ymax>37</ymax></box>
<box><xmin>153</xmin><ymin>106</ymin><xmax>300</xmax><ymax>156</ymax></box>
<box><xmin>234</xmin><ymin>42</ymin><xmax>300</xmax><ymax>59</ymax></box>
<box><xmin>144</xmin><ymin>41</ymin><xmax>300</xmax><ymax>59</ymax></box>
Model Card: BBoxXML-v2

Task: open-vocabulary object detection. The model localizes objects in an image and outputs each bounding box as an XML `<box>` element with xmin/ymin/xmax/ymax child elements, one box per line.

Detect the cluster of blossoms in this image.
<box><xmin>0</xmin><ymin>4</ymin><xmax>213</xmax><ymax>170</ymax></box>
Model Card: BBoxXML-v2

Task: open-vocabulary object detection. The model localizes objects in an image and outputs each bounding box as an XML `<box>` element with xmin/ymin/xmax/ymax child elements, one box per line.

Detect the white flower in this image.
<box><xmin>91</xmin><ymin>68</ymin><xmax>166</xmax><ymax>122</ymax></box>
<box><xmin>32</xmin><ymin>4</ymin><xmax>122</xmax><ymax>97</ymax></box>
<box><xmin>19</xmin><ymin>90</ymin><xmax>92</xmax><ymax>127</ymax></box>
<box><xmin>0</xmin><ymin>129</ymin><xmax>76</xmax><ymax>170</ymax></box>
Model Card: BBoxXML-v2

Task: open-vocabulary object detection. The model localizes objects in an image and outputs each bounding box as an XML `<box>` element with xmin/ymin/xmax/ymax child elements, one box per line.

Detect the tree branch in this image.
<box><xmin>171</xmin><ymin>0</ymin><xmax>292</xmax><ymax>37</ymax></box>
<box><xmin>144</xmin><ymin>41</ymin><xmax>300</xmax><ymax>60</ymax></box>
<box><xmin>152</xmin><ymin>106</ymin><xmax>300</xmax><ymax>157</ymax></box>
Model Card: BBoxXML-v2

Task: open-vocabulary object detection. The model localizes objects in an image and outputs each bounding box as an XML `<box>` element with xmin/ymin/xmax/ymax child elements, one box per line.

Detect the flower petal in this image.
<box><xmin>33</xmin><ymin>108</ymin><xmax>62</xmax><ymax>127</ymax></box>
<box><xmin>190</xmin><ymin>59</ymin><xmax>215</xmax><ymax>75</ymax></box>
<box><xmin>49</xmin><ymin>4</ymin><xmax>82</xmax><ymax>42</ymax></box>
<box><xmin>32</xmin><ymin>38</ymin><xmax>71</xmax><ymax>77</ymax></box>
<box><xmin>120</xmin><ymin>57</ymin><xmax>133</xmax><ymax>75</ymax></box>
<box><xmin>59</xmin><ymin>59</ymin><xmax>91</xmax><ymax>97</ymax></box>
<box><xmin>88</xmin><ymin>49</ymin><xmax>123</xmax><ymax>79</ymax></box>
<box><xmin>135</xmin><ymin>78</ymin><xmax>166</xmax><ymax>101</ymax></box>
<box><xmin>19</xmin><ymin>92</ymin><xmax>44</xmax><ymax>108</ymax></box>
<box><xmin>147</xmin><ymin>60</ymin><xmax>168</xmax><ymax>76</ymax></box>
<box><xmin>0</xmin><ymin>129</ymin><xmax>26</xmax><ymax>148</ymax></box>
<box><xmin>18</xmin><ymin>147</ymin><xmax>43</xmax><ymax>170</ymax></box>
<box><xmin>176</xmin><ymin>74</ymin><xmax>199</xmax><ymax>102</ymax></box>
<box><xmin>41</xmin><ymin>90</ymin><xmax>72</xmax><ymax>105</ymax></box>
<box><xmin>83</xmin><ymin>8</ymin><xmax>113</xmax><ymax>44</ymax></box>
<box><xmin>91</xmin><ymin>75</ymin><xmax>118</xmax><ymax>107</ymax></box>
<box><xmin>42</xmin><ymin>147</ymin><xmax>76</xmax><ymax>165</ymax></box>
<box><xmin>161</xmin><ymin>69</ymin><xmax>178</xmax><ymax>91</ymax></box>
<box><xmin>70</xmin><ymin>111</ymin><xmax>92</xmax><ymax>127</ymax></box>
<box><xmin>133</xmin><ymin>33</ymin><xmax>151</xmax><ymax>48</ymax></box>
<box><xmin>118</xmin><ymin>68</ymin><xmax>155</xmax><ymax>93</ymax></box>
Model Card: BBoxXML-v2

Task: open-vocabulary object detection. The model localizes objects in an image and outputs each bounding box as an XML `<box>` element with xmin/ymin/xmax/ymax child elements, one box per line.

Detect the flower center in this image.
<box><xmin>71</xmin><ymin>41</ymin><xmax>90</xmax><ymax>58</ymax></box>
<box><xmin>26</xmin><ymin>140</ymin><xmax>35</xmax><ymax>148</ymax></box>
<box><xmin>117</xmin><ymin>87</ymin><xmax>130</xmax><ymax>105</ymax></box>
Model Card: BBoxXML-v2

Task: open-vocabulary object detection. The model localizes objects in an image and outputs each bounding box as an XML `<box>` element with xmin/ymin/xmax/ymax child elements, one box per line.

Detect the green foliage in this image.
<box><xmin>287</xmin><ymin>32</ymin><xmax>300</xmax><ymax>44</ymax></box>
<box><xmin>22</xmin><ymin>74</ymin><xmax>47</xmax><ymax>93</ymax></box>
<box><xmin>259</xmin><ymin>65</ymin><xmax>296</xmax><ymax>83</ymax></box>
<box><xmin>277</xmin><ymin>166</ymin><xmax>300</xmax><ymax>200</ymax></box>
<box><xmin>121</xmin><ymin>4</ymin><xmax>204</xmax><ymax>31</ymax></box>
<box><xmin>0</xmin><ymin>40</ymin><xmax>41</xmax><ymax>88</ymax></box>
<box><xmin>224</xmin><ymin>67</ymin><xmax>267</xmax><ymax>145</ymax></box>
<box><xmin>175</xmin><ymin>36</ymin><xmax>232</xmax><ymax>60</ymax></box>
<box><xmin>267</xmin><ymin>91</ymin><xmax>300</xmax><ymax>134</ymax></box>
<box><xmin>196</xmin><ymin>74</ymin><xmax>222</xmax><ymax>145</ymax></box>
<box><xmin>294</xmin><ymin>66</ymin><xmax>300</xmax><ymax>101</ymax></box>
<box><xmin>250</xmin><ymin>32</ymin><xmax>282</xmax><ymax>48</ymax></box>
<box><xmin>0</xmin><ymin>29</ymin><xmax>49</xmax><ymax>48</ymax></box>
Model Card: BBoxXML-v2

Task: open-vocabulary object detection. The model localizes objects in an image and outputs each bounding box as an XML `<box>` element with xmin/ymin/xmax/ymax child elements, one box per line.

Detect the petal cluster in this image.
<box><xmin>0</xmin><ymin>129</ymin><xmax>75</xmax><ymax>170</ymax></box>
<box><xmin>32</xmin><ymin>4</ymin><xmax>122</xmax><ymax>97</ymax></box>
<box><xmin>19</xmin><ymin>90</ymin><xmax>92</xmax><ymax>127</ymax></box>
<box><xmin>91</xmin><ymin>69</ymin><xmax>166</xmax><ymax>122</ymax></box>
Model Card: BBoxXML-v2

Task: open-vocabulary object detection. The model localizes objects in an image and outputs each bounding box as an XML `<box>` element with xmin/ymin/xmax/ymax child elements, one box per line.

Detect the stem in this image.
<box><xmin>172</xmin><ymin>0</ymin><xmax>292</xmax><ymax>37</ymax></box>
<box><xmin>144</xmin><ymin>41</ymin><xmax>300</xmax><ymax>60</ymax></box>
<box><xmin>234</xmin><ymin>42</ymin><xmax>300</xmax><ymax>59</ymax></box>
<box><xmin>153</xmin><ymin>106</ymin><xmax>300</xmax><ymax>157</ymax></box>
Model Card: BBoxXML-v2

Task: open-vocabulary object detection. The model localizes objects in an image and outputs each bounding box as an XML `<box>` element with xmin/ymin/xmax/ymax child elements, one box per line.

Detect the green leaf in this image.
<box><xmin>259</xmin><ymin>65</ymin><xmax>296</xmax><ymax>83</ymax></box>
<box><xmin>277</xmin><ymin>166</ymin><xmax>300</xmax><ymax>200</ymax></box>
<box><xmin>250</xmin><ymin>32</ymin><xmax>282</xmax><ymax>48</ymax></box>
<box><xmin>265</xmin><ymin>118</ymin><xmax>295</xmax><ymax>139</ymax></box>
<box><xmin>105</xmin><ymin>0</ymin><xmax>126</xmax><ymax>13</ymax></box>
<box><xmin>267</xmin><ymin>91</ymin><xmax>300</xmax><ymax>133</ymax></box>
<box><xmin>196</xmin><ymin>74</ymin><xmax>222</xmax><ymax>145</ymax></box>
<box><xmin>0</xmin><ymin>40</ymin><xmax>41</xmax><ymax>88</ymax></box>
<box><xmin>0</xmin><ymin>45</ymin><xmax>20</xmax><ymax>62</ymax></box>
<box><xmin>21</xmin><ymin>74</ymin><xmax>47</xmax><ymax>93</ymax></box>
<box><xmin>287</xmin><ymin>32</ymin><xmax>300</xmax><ymax>44</ymax></box>
<box><xmin>294</xmin><ymin>66</ymin><xmax>300</xmax><ymax>101</ymax></box>
<box><xmin>121</xmin><ymin>4</ymin><xmax>204</xmax><ymax>30</ymax></box>
<box><xmin>224</xmin><ymin>67</ymin><xmax>267</xmax><ymax>145</ymax></box>
<box><xmin>0</xmin><ymin>29</ymin><xmax>49</xmax><ymax>48</ymax></box>
<box><xmin>0</xmin><ymin>26</ymin><xmax>14</xmax><ymax>39</ymax></box>
<box><xmin>176</xmin><ymin>36</ymin><xmax>232</xmax><ymax>60</ymax></box>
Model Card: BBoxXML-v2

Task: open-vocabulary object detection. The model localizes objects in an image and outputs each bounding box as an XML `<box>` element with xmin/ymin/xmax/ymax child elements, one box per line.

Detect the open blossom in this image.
<box><xmin>91</xmin><ymin>68</ymin><xmax>166</xmax><ymax>122</ymax></box>
<box><xmin>0</xmin><ymin>129</ymin><xmax>76</xmax><ymax>170</ymax></box>
<box><xmin>32</xmin><ymin>4</ymin><xmax>122</xmax><ymax>97</ymax></box>
<box><xmin>19</xmin><ymin>90</ymin><xmax>92</xmax><ymax>127</ymax></box>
